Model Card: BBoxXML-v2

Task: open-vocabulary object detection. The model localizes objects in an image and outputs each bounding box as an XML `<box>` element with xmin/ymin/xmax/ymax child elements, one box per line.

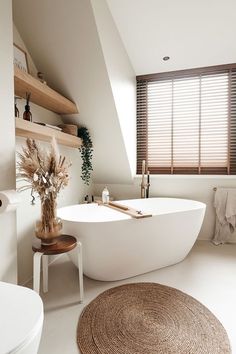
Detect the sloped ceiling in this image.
<box><xmin>13</xmin><ymin>0</ymin><xmax>135</xmax><ymax>184</ymax></box>
<box><xmin>90</xmin><ymin>0</ymin><xmax>136</xmax><ymax>178</ymax></box>
<box><xmin>107</xmin><ymin>0</ymin><xmax>236</xmax><ymax>74</ymax></box>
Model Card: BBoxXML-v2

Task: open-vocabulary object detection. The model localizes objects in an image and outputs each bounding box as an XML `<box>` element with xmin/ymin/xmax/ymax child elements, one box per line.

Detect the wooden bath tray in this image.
<box><xmin>97</xmin><ymin>201</ymin><xmax>152</xmax><ymax>219</ymax></box>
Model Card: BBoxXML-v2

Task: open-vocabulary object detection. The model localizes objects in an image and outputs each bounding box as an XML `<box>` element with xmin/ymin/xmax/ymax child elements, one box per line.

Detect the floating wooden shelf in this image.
<box><xmin>14</xmin><ymin>66</ymin><xmax>78</xmax><ymax>115</ymax></box>
<box><xmin>15</xmin><ymin>119</ymin><xmax>82</xmax><ymax>148</ymax></box>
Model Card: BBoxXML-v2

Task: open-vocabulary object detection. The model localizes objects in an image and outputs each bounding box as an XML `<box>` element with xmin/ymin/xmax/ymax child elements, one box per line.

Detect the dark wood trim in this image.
<box><xmin>198</xmin><ymin>74</ymin><xmax>202</xmax><ymax>174</ymax></box>
<box><xmin>171</xmin><ymin>80</ymin><xmax>174</xmax><ymax>174</ymax></box>
<box><xmin>136</xmin><ymin>80</ymin><xmax>148</xmax><ymax>174</ymax></box>
<box><xmin>228</xmin><ymin>70</ymin><xmax>232</xmax><ymax>174</ymax></box>
<box><xmin>145</xmin><ymin>167</ymin><xmax>228</xmax><ymax>175</ymax></box>
<box><xmin>137</xmin><ymin>63</ymin><xmax>236</xmax><ymax>81</ymax></box>
<box><xmin>145</xmin><ymin>82</ymin><xmax>148</xmax><ymax>169</ymax></box>
<box><xmin>229</xmin><ymin>70</ymin><xmax>236</xmax><ymax>174</ymax></box>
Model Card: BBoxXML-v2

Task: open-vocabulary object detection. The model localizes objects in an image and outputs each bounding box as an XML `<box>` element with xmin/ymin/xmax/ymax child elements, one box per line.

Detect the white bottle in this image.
<box><xmin>102</xmin><ymin>186</ymin><xmax>109</xmax><ymax>204</ymax></box>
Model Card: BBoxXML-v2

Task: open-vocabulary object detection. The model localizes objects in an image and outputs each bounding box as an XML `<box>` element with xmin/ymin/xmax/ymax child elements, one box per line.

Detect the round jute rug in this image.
<box><xmin>77</xmin><ymin>282</ymin><xmax>231</xmax><ymax>354</ymax></box>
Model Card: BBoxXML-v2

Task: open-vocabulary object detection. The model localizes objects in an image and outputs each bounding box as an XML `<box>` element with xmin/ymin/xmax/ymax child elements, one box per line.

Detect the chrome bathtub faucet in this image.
<box><xmin>140</xmin><ymin>160</ymin><xmax>150</xmax><ymax>198</ymax></box>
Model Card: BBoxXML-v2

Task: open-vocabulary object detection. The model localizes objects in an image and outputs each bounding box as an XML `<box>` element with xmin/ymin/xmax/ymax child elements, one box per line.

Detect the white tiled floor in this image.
<box><xmin>33</xmin><ymin>241</ymin><xmax>236</xmax><ymax>354</ymax></box>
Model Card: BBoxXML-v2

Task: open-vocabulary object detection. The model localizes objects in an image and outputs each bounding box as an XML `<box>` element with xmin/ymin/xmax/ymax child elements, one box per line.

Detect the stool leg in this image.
<box><xmin>42</xmin><ymin>255</ymin><xmax>48</xmax><ymax>293</ymax></box>
<box><xmin>77</xmin><ymin>241</ymin><xmax>84</xmax><ymax>303</ymax></box>
<box><xmin>33</xmin><ymin>252</ymin><xmax>43</xmax><ymax>294</ymax></box>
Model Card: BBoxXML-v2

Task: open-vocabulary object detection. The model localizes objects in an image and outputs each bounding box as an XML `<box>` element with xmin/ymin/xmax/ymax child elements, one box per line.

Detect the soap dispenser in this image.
<box><xmin>102</xmin><ymin>186</ymin><xmax>109</xmax><ymax>204</ymax></box>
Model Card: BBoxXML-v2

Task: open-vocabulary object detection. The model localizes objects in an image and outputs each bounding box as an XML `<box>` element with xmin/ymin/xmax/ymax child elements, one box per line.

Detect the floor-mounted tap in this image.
<box><xmin>146</xmin><ymin>171</ymin><xmax>150</xmax><ymax>198</ymax></box>
<box><xmin>140</xmin><ymin>160</ymin><xmax>150</xmax><ymax>198</ymax></box>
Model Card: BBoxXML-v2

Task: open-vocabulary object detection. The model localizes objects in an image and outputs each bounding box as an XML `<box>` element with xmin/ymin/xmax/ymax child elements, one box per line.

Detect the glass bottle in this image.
<box><xmin>23</xmin><ymin>92</ymin><xmax>32</xmax><ymax>122</ymax></box>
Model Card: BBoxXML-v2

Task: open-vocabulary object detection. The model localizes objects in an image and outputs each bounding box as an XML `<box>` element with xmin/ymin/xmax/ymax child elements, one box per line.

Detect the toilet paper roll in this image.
<box><xmin>0</xmin><ymin>190</ymin><xmax>20</xmax><ymax>214</ymax></box>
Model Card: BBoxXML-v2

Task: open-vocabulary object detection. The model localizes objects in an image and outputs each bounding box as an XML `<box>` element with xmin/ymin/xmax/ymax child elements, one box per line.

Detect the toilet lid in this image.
<box><xmin>0</xmin><ymin>282</ymin><xmax>43</xmax><ymax>353</ymax></box>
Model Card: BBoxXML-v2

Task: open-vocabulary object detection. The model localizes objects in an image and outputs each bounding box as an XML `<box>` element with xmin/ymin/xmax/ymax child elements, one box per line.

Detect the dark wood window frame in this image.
<box><xmin>137</xmin><ymin>63</ymin><xmax>236</xmax><ymax>175</ymax></box>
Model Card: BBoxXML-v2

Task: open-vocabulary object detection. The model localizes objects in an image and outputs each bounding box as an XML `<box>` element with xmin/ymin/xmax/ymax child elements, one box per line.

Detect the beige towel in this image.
<box><xmin>213</xmin><ymin>188</ymin><xmax>236</xmax><ymax>245</ymax></box>
<box><xmin>225</xmin><ymin>191</ymin><xmax>236</xmax><ymax>231</ymax></box>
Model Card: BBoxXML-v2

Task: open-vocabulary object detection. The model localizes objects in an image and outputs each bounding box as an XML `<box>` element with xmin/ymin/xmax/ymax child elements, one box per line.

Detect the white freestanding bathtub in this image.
<box><xmin>58</xmin><ymin>198</ymin><xmax>206</xmax><ymax>281</ymax></box>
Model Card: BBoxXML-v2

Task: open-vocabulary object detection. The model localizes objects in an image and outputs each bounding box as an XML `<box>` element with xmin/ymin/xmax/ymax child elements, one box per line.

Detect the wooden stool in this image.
<box><xmin>32</xmin><ymin>235</ymin><xmax>83</xmax><ymax>302</ymax></box>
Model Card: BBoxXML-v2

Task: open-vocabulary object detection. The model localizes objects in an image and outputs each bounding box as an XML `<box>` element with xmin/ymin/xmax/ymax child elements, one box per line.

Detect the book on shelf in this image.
<box><xmin>34</xmin><ymin>122</ymin><xmax>62</xmax><ymax>131</ymax></box>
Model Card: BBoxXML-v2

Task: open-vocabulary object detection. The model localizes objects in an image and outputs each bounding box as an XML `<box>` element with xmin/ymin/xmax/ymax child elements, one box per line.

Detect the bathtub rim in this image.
<box><xmin>57</xmin><ymin>197</ymin><xmax>206</xmax><ymax>224</ymax></box>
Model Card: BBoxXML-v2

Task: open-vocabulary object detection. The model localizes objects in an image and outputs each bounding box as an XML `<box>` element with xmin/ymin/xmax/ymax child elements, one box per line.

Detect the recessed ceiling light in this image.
<box><xmin>163</xmin><ymin>56</ymin><xmax>170</xmax><ymax>61</ymax></box>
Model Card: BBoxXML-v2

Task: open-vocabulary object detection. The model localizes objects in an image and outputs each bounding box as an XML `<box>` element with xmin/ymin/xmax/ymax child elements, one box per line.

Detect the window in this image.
<box><xmin>137</xmin><ymin>64</ymin><xmax>236</xmax><ymax>175</ymax></box>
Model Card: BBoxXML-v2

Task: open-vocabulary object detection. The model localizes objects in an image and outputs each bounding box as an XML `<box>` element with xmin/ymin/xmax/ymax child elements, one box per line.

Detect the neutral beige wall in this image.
<box><xmin>0</xmin><ymin>1</ymin><xmax>17</xmax><ymax>283</ymax></box>
<box><xmin>14</xmin><ymin>24</ymin><xmax>91</xmax><ymax>285</ymax></box>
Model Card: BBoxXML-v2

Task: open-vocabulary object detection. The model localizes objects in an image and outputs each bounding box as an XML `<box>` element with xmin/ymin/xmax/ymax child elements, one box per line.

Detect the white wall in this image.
<box><xmin>14</xmin><ymin>24</ymin><xmax>91</xmax><ymax>285</ymax></box>
<box><xmin>94</xmin><ymin>175</ymin><xmax>236</xmax><ymax>242</ymax></box>
<box><xmin>91</xmin><ymin>0</ymin><xmax>136</xmax><ymax>176</ymax></box>
<box><xmin>0</xmin><ymin>1</ymin><xmax>17</xmax><ymax>283</ymax></box>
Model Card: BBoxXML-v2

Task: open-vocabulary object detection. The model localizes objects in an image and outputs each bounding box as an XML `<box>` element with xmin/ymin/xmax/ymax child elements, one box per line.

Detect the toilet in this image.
<box><xmin>0</xmin><ymin>281</ymin><xmax>43</xmax><ymax>354</ymax></box>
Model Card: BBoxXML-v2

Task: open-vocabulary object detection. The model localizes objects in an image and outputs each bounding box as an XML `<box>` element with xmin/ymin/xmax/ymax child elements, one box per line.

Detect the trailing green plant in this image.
<box><xmin>77</xmin><ymin>127</ymin><xmax>93</xmax><ymax>185</ymax></box>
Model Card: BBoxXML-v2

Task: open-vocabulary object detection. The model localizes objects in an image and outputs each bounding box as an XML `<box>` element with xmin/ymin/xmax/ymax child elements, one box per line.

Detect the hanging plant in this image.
<box><xmin>77</xmin><ymin>127</ymin><xmax>93</xmax><ymax>185</ymax></box>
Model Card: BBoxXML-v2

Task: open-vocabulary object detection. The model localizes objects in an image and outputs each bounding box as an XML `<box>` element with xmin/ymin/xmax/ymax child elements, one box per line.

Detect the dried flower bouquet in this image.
<box><xmin>17</xmin><ymin>138</ymin><xmax>71</xmax><ymax>243</ymax></box>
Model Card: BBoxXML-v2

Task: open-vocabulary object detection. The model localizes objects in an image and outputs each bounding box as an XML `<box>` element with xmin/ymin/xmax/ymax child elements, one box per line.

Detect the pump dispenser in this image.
<box><xmin>102</xmin><ymin>186</ymin><xmax>109</xmax><ymax>204</ymax></box>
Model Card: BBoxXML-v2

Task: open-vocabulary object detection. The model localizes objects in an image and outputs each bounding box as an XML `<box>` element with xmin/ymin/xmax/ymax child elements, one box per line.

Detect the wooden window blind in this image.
<box><xmin>137</xmin><ymin>64</ymin><xmax>236</xmax><ymax>175</ymax></box>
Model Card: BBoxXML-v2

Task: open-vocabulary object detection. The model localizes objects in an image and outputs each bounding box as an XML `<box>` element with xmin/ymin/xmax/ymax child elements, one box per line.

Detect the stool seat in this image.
<box><xmin>32</xmin><ymin>235</ymin><xmax>77</xmax><ymax>255</ymax></box>
<box><xmin>32</xmin><ymin>234</ymin><xmax>83</xmax><ymax>302</ymax></box>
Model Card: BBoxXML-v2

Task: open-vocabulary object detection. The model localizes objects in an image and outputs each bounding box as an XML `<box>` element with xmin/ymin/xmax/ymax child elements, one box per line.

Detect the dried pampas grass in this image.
<box><xmin>17</xmin><ymin>138</ymin><xmax>71</xmax><ymax>236</ymax></box>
